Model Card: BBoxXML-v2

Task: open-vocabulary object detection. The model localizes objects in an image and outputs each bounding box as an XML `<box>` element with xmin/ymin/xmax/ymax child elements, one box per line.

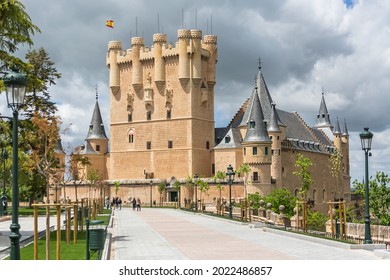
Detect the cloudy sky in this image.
<box><xmin>2</xmin><ymin>0</ymin><xmax>389</xmax><ymax>183</ymax></box>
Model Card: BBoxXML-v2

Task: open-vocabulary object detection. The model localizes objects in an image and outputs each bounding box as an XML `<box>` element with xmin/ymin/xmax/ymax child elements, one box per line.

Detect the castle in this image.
<box><xmin>72</xmin><ymin>28</ymin><xmax>350</xmax><ymax>211</ymax></box>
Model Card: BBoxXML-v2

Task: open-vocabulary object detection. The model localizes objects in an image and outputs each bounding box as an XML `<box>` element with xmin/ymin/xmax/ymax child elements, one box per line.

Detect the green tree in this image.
<box><xmin>24</xmin><ymin>48</ymin><xmax>61</xmax><ymax>118</ymax></box>
<box><xmin>113</xmin><ymin>181</ymin><xmax>120</xmax><ymax>197</ymax></box>
<box><xmin>264</xmin><ymin>188</ymin><xmax>297</xmax><ymax>217</ymax></box>
<box><xmin>353</xmin><ymin>171</ymin><xmax>390</xmax><ymax>225</ymax></box>
<box><xmin>330</xmin><ymin>149</ymin><xmax>343</xmax><ymax>200</ymax></box>
<box><xmin>237</xmin><ymin>163</ymin><xmax>251</xmax><ymax>198</ymax></box>
<box><xmin>158</xmin><ymin>180</ymin><xmax>167</xmax><ymax>206</ymax></box>
<box><xmin>293</xmin><ymin>153</ymin><xmax>314</xmax><ymax>199</ymax></box>
<box><xmin>213</xmin><ymin>170</ymin><xmax>225</xmax><ymax>213</ymax></box>
<box><xmin>0</xmin><ymin>0</ymin><xmax>40</xmax><ymax>69</ymax></box>
<box><xmin>172</xmin><ymin>180</ymin><xmax>181</xmax><ymax>207</ymax></box>
<box><xmin>197</xmin><ymin>179</ymin><xmax>210</xmax><ymax>210</ymax></box>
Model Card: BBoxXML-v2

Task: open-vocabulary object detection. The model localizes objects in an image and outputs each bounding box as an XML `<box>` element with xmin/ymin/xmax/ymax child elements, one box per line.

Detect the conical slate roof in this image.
<box><xmin>342</xmin><ymin>118</ymin><xmax>349</xmax><ymax>137</ymax></box>
<box><xmin>268</xmin><ymin>103</ymin><xmax>281</xmax><ymax>133</ymax></box>
<box><xmin>86</xmin><ymin>97</ymin><xmax>107</xmax><ymax>140</ymax></box>
<box><xmin>314</xmin><ymin>92</ymin><xmax>332</xmax><ymax>129</ymax></box>
<box><xmin>333</xmin><ymin>117</ymin><xmax>342</xmax><ymax>135</ymax></box>
<box><xmin>243</xmin><ymin>89</ymin><xmax>271</xmax><ymax>143</ymax></box>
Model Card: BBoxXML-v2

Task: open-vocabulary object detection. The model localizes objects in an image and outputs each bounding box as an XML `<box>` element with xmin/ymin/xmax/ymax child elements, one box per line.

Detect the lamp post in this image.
<box><xmin>194</xmin><ymin>174</ymin><xmax>198</xmax><ymax>212</ymax></box>
<box><xmin>1</xmin><ymin>147</ymin><xmax>8</xmax><ymax>216</ymax></box>
<box><xmin>226</xmin><ymin>164</ymin><xmax>235</xmax><ymax>219</ymax></box>
<box><xmin>150</xmin><ymin>180</ymin><xmax>153</xmax><ymax>207</ymax></box>
<box><xmin>359</xmin><ymin>127</ymin><xmax>373</xmax><ymax>244</ymax></box>
<box><xmin>2</xmin><ymin>69</ymin><xmax>27</xmax><ymax>260</ymax></box>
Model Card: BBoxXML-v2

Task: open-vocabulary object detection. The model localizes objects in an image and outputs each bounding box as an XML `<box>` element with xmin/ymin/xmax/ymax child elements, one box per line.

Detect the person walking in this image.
<box><xmin>136</xmin><ymin>198</ymin><xmax>141</xmax><ymax>211</ymax></box>
<box><xmin>118</xmin><ymin>197</ymin><xmax>122</xmax><ymax>210</ymax></box>
<box><xmin>132</xmin><ymin>198</ymin><xmax>136</xmax><ymax>211</ymax></box>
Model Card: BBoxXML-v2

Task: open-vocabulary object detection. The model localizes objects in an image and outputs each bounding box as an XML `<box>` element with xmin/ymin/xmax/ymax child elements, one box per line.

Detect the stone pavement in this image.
<box><xmin>111</xmin><ymin>207</ymin><xmax>389</xmax><ymax>260</ymax></box>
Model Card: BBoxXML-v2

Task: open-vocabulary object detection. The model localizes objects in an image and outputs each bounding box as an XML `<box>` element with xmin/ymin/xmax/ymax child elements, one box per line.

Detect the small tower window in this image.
<box><xmin>168</xmin><ymin>140</ymin><xmax>173</xmax><ymax>149</ymax></box>
<box><xmin>96</xmin><ymin>145</ymin><xmax>100</xmax><ymax>152</ymax></box>
<box><xmin>89</xmin><ymin>124</ymin><xmax>93</xmax><ymax>131</ymax></box>
<box><xmin>146</xmin><ymin>141</ymin><xmax>151</xmax><ymax>150</ymax></box>
<box><xmin>265</xmin><ymin>147</ymin><xmax>269</xmax><ymax>155</ymax></box>
<box><xmin>129</xmin><ymin>134</ymin><xmax>134</xmax><ymax>143</ymax></box>
<box><xmin>206</xmin><ymin>141</ymin><xmax>210</xmax><ymax>150</ymax></box>
<box><xmin>249</xmin><ymin>120</ymin><xmax>255</xmax><ymax>129</ymax></box>
<box><xmin>244</xmin><ymin>147</ymin><xmax>246</xmax><ymax>155</ymax></box>
<box><xmin>167</xmin><ymin>110</ymin><xmax>171</xmax><ymax>119</ymax></box>
<box><xmin>253</xmin><ymin>147</ymin><xmax>258</xmax><ymax>155</ymax></box>
<box><xmin>225</xmin><ymin>135</ymin><xmax>231</xmax><ymax>143</ymax></box>
<box><xmin>147</xmin><ymin>111</ymin><xmax>152</xmax><ymax>120</ymax></box>
<box><xmin>128</xmin><ymin>113</ymin><xmax>132</xmax><ymax>122</ymax></box>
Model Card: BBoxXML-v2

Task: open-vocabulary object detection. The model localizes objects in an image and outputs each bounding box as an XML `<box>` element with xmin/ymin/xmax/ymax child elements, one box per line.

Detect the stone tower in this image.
<box><xmin>106</xmin><ymin>29</ymin><xmax>217</xmax><ymax>180</ymax></box>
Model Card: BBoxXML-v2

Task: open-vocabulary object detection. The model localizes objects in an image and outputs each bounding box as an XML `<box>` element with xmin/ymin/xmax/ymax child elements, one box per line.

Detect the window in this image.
<box><xmin>244</xmin><ymin>147</ymin><xmax>246</xmax><ymax>155</ymax></box>
<box><xmin>167</xmin><ymin>110</ymin><xmax>171</xmax><ymax>119</ymax></box>
<box><xmin>146</xmin><ymin>141</ymin><xmax>151</xmax><ymax>150</ymax></box>
<box><xmin>225</xmin><ymin>135</ymin><xmax>231</xmax><ymax>143</ymax></box>
<box><xmin>147</xmin><ymin>111</ymin><xmax>151</xmax><ymax>120</ymax></box>
<box><xmin>211</xmin><ymin>164</ymin><xmax>215</xmax><ymax>175</ymax></box>
<box><xmin>253</xmin><ymin>147</ymin><xmax>257</xmax><ymax>155</ymax></box>
<box><xmin>206</xmin><ymin>141</ymin><xmax>210</xmax><ymax>150</ymax></box>
<box><xmin>128</xmin><ymin>113</ymin><xmax>132</xmax><ymax>122</ymax></box>
<box><xmin>129</xmin><ymin>134</ymin><xmax>134</xmax><ymax>143</ymax></box>
<box><xmin>265</xmin><ymin>147</ymin><xmax>269</xmax><ymax>155</ymax></box>
<box><xmin>253</xmin><ymin>172</ymin><xmax>259</xmax><ymax>182</ymax></box>
<box><xmin>96</xmin><ymin>145</ymin><xmax>100</xmax><ymax>152</ymax></box>
<box><xmin>249</xmin><ymin>120</ymin><xmax>255</xmax><ymax>129</ymax></box>
<box><xmin>168</xmin><ymin>140</ymin><xmax>173</xmax><ymax>149</ymax></box>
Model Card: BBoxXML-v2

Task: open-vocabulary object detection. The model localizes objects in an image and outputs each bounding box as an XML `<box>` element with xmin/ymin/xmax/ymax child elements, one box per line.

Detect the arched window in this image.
<box><xmin>128</xmin><ymin>129</ymin><xmax>134</xmax><ymax>143</ymax></box>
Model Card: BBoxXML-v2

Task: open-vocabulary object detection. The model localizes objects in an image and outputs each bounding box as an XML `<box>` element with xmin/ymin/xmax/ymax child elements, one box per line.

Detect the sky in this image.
<box><xmin>1</xmin><ymin>0</ymin><xmax>389</xmax><ymax>184</ymax></box>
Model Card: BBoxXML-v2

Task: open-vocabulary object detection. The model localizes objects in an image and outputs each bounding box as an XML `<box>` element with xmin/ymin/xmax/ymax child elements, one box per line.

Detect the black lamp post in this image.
<box><xmin>194</xmin><ymin>174</ymin><xmax>198</xmax><ymax>212</ymax></box>
<box><xmin>226</xmin><ymin>164</ymin><xmax>235</xmax><ymax>219</ymax></box>
<box><xmin>2</xmin><ymin>69</ymin><xmax>27</xmax><ymax>260</ymax></box>
<box><xmin>150</xmin><ymin>179</ymin><xmax>153</xmax><ymax>207</ymax></box>
<box><xmin>359</xmin><ymin>127</ymin><xmax>373</xmax><ymax>244</ymax></box>
<box><xmin>1</xmin><ymin>147</ymin><xmax>8</xmax><ymax>216</ymax></box>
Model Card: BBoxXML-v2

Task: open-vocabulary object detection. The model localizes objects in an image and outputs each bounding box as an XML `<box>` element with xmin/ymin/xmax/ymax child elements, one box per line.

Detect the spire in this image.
<box><xmin>333</xmin><ymin>117</ymin><xmax>341</xmax><ymax>135</ymax></box>
<box><xmin>86</xmin><ymin>94</ymin><xmax>108</xmax><ymax>140</ymax></box>
<box><xmin>342</xmin><ymin>118</ymin><xmax>349</xmax><ymax>137</ymax></box>
<box><xmin>314</xmin><ymin>91</ymin><xmax>332</xmax><ymax>128</ymax></box>
<box><xmin>243</xmin><ymin>89</ymin><xmax>271</xmax><ymax>143</ymax></box>
<box><xmin>54</xmin><ymin>138</ymin><xmax>65</xmax><ymax>154</ymax></box>
<box><xmin>268</xmin><ymin>103</ymin><xmax>281</xmax><ymax>133</ymax></box>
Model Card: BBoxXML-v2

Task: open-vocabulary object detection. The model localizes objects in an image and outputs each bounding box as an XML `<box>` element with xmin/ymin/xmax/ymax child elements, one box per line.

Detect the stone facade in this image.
<box><xmin>68</xmin><ymin>28</ymin><xmax>351</xmax><ymax>214</ymax></box>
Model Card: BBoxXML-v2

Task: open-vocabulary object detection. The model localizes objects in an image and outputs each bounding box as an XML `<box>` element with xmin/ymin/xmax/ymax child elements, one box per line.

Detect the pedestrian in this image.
<box><xmin>112</xmin><ymin>197</ymin><xmax>115</xmax><ymax>209</ymax></box>
<box><xmin>137</xmin><ymin>198</ymin><xmax>141</xmax><ymax>211</ymax></box>
<box><xmin>132</xmin><ymin>198</ymin><xmax>136</xmax><ymax>211</ymax></box>
<box><xmin>115</xmin><ymin>197</ymin><xmax>119</xmax><ymax>209</ymax></box>
<box><xmin>118</xmin><ymin>197</ymin><xmax>122</xmax><ymax>210</ymax></box>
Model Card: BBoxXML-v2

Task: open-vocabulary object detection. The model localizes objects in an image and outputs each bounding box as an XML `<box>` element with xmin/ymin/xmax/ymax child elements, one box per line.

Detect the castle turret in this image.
<box><xmin>178</xmin><ymin>29</ymin><xmax>191</xmax><ymax>83</ymax></box>
<box><xmin>131</xmin><ymin>37</ymin><xmax>144</xmax><ymax>91</ymax></box>
<box><xmin>190</xmin><ymin>29</ymin><xmax>202</xmax><ymax>87</ymax></box>
<box><xmin>314</xmin><ymin>92</ymin><xmax>333</xmax><ymax>140</ymax></box>
<box><xmin>268</xmin><ymin>103</ymin><xmax>283</xmax><ymax>187</ymax></box>
<box><xmin>107</xmin><ymin>41</ymin><xmax>122</xmax><ymax>95</ymax></box>
<box><xmin>333</xmin><ymin>117</ymin><xmax>342</xmax><ymax>152</ymax></box>
<box><xmin>202</xmin><ymin>34</ymin><xmax>217</xmax><ymax>90</ymax></box>
<box><xmin>153</xmin><ymin>33</ymin><xmax>166</xmax><ymax>88</ymax></box>
<box><xmin>86</xmin><ymin>94</ymin><xmax>108</xmax><ymax>155</ymax></box>
<box><xmin>242</xmin><ymin>88</ymin><xmax>272</xmax><ymax>195</ymax></box>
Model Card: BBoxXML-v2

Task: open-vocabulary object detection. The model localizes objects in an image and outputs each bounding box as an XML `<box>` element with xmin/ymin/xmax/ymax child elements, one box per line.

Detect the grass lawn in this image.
<box><xmin>5</xmin><ymin>209</ymin><xmax>111</xmax><ymax>260</ymax></box>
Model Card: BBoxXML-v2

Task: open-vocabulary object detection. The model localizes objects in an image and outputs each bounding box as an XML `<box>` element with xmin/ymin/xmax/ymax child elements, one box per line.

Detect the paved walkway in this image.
<box><xmin>111</xmin><ymin>207</ymin><xmax>388</xmax><ymax>260</ymax></box>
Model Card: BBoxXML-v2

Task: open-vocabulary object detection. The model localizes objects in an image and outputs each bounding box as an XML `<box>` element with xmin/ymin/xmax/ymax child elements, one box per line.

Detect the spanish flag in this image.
<box><xmin>106</xmin><ymin>20</ymin><xmax>114</xmax><ymax>28</ymax></box>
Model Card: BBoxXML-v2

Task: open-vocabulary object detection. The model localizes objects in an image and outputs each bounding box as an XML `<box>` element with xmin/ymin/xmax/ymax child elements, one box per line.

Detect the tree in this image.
<box><xmin>24</xmin><ymin>48</ymin><xmax>61</xmax><ymax>118</ymax></box>
<box><xmin>197</xmin><ymin>179</ymin><xmax>210</xmax><ymax>211</ymax></box>
<box><xmin>0</xmin><ymin>0</ymin><xmax>40</xmax><ymax>69</ymax></box>
<box><xmin>158</xmin><ymin>180</ymin><xmax>167</xmax><ymax>206</ymax></box>
<box><xmin>172</xmin><ymin>180</ymin><xmax>181</xmax><ymax>207</ymax></box>
<box><xmin>264</xmin><ymin>188</ymin><xmax>297</xmax><ymax>217</ymax></box>
<box><xmin>213</xmin><ymin>171</ymin><xmax>225</xmax><ymax>214</ymax></box>
<box><xmin>86</xmin><ymin>169</ymin><xmax>102</xmax><ymax>200</ymax></box>
<box><xmin>113</xmin><ymin>181</ymin><xmax>120</xmax><ymax>197</ymax></box>
<box><xmin>68</xmin><ymin>152</ymin><xmax>90</xmax><ymax>202</ymax></box>
<box><xmin>330</xmin><ymin>149</ymin><xmax>343</xmax><ymax>200</ymax></box>
<box><xmin>237</xmin><ymin>163</ymin><xmax>251</xmax><ymax>198</ymax></box>
<box><xmin>353</xmin><ymin>171</ymin><xmax>390</xmax><ymax>225</ymax></box>
<box><xmin>293</xmin><ymin>153</ymin><xmax>314</xmax><ymax>199</ymax></box>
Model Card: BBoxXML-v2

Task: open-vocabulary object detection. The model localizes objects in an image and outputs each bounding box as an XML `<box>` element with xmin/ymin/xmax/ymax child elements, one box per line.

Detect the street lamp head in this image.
<box><xmin>2</xmin><ymin>69</ymin><xmax>27</xmax><ymax>111</ymax></box>
<box><xmin>359</xmin><ymin>127</ymin><xmax>373</xmax><ymax>152</ymax></box>
<box><xmin>150</xmin><ymin>179</ymin><xmax>153</xmax><ymax>185</ymax></box>
<box><xmin>226</xmin><ymin>164</ymin><xmax>235</xmax><ymax>179</ymax></box>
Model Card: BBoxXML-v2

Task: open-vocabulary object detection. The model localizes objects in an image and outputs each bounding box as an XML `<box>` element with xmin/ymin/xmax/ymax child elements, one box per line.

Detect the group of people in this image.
<box><xmin>132</xmin><ymin>198</ymin><xmax>141</xmax><ymax>211</ymax></box>
<box><xmin>105</xmin><ymin>196</ymin><xmax>122</xmax><ymax>210</ymax></box>
<box><xmin>104</xmin><ymin>196</ymin><xmax>141</xmax><ymax>211</ymax></box>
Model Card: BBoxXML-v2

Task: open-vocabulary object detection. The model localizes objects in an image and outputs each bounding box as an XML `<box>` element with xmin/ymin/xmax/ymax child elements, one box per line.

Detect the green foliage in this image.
<box><xmin>113</xmin><ymin>181</ymin><xmax>120</xmax><ymax>196</ymax></box>
<box><xmin>198</xmin><ymin>179</ymin><xmax>210</xmax><ymax>195</ymax></box>
<box><xmin>248</xmin><ymin>192</ymin><xmax>262</xmax><ymax>209</ymax></box>
<box><xmin>172</xmin><ymin>180</ymin><xmax>181</xmax><ymax>191</ymax></box>
<box><xmin>307</xmin><ymin>210</ymin><xmax>328</xmax><ymax>231</ymax></box>
<box><xmin>330</xmin><ymin>149</ymin><xmax>343</xmax><ymax>199</ymax></box>
<box><xmin>213</xmin><ymin>170</ymin><xmax>225</xmax><ymax>191</ymax></box>
<box><xmin>158</xmin><ymin>180</ymin><xmax>167</xmax><ymax>194</ymax></box>
<box><xmin>264</xmin><ymin>188</ymin><xmax>297</xmax><ymax>217</ymax></box>
<box><xmin>353</xmin><ymin>171</ymin><xmax>390</xmax><ymax>225</ymax></box>
<box><xmin>0</xmin><ymin>0</ymin><xmax>40</xmax><ymax>69</ymax></box>
<box><xmin>293</xmin><ymin>153</ymin><xmax>314</xmax><ymax>199</ymax></box>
